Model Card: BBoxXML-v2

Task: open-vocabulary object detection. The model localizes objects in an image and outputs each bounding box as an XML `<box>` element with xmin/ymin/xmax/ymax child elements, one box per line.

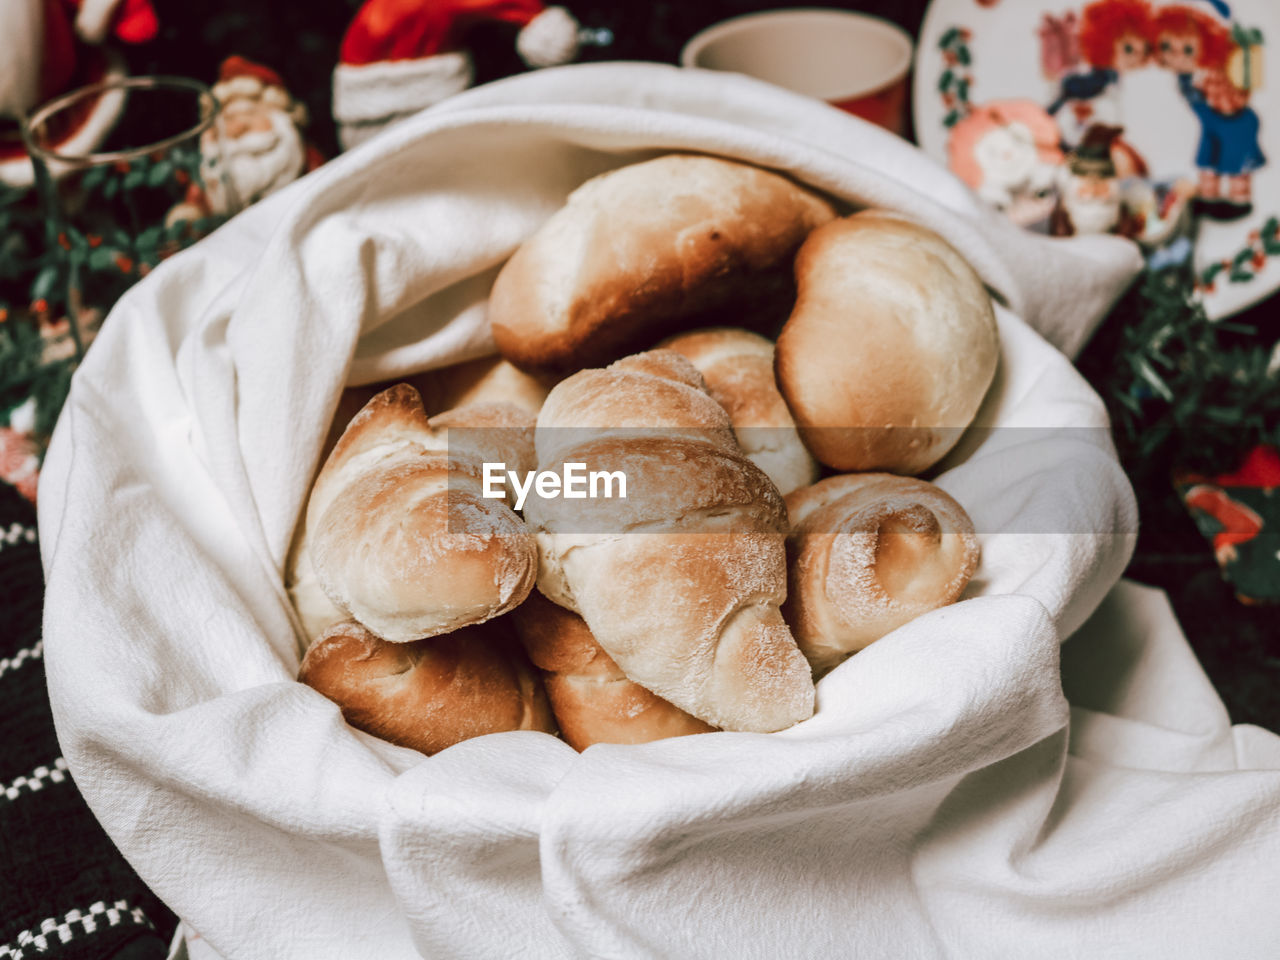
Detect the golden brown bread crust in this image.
<box><xmin>525</xmin><ymin>348</ymin><xmax>815</xmax><ymax>734</ymax></box>
<box><xmin>299</xmin><ymin>620</ymin><xmax>557</xmax><ymax>756</ymax></box>
<box><xmin>303</xmin><ymin>385</ymin><xmax>537</xmax><ymax>643</ymax></box>
<box><xmin>776</xmin><ymin>211</ymin><xmax>999</xmax><ymax>475</ymax></box>
<box><xmin>784</xmin><ymin>473</ymin><xmax>981</xmax><ymax>675</ymax></box>
<box><xmin>406</xmin><ymin>356</ymin><xmax>554</xmax><ymax>416</ymax></box>
<box><xmin>531</xmin><ymin>434</ymin><xmax>787</xmax><ymax>535</ymax></box>
<box><xmin>288</xmin><ymin>391</ymin><xmax>537</xmax><ymax>649</ymax></box>
<box><xmin>511</xmin><ymin>591</ymin><xmax>716</xmax><ymax>750</ymax></box>
<box><xmin>488</xmin><ymin>154</ymin><xmax>837</xmax><ymax>376</ymax></box>
<box><xmin>313</xmin><ymin>359</ymin><xmax>550</xmax><ymax>477</ymax></box>
<box><xmin>660</xmin><ymin>327</ymin><xmax>819</xmax><ymax>495</ymax></box>
<box><xmin>533</xmin><ymin>349</ymin><xmax>737</xmax><ymax>468</ymax></box>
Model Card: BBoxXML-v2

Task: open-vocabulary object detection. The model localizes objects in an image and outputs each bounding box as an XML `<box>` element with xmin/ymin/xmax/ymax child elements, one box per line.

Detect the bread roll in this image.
<box><xmin>305</xmin><ymin>386</ymin><xmax>537</xmax><ymax>642</ymax></box>
<box><xmin>784</xmin><ymin>473</ymin><xmax>980</xmax><ymax>675</ymax></box>
<box><xmin>489</xmin><ymin>154</ymin><xmax>837</xmax><ymax>375</ymax></box>
<box><xmin>776</xmin><ymin>211</ymin><xmax>999</xmax><ymax>475</ymax></box>
<box><xmin>312</xmin><ymin>359</ymin><xmax>550</xmax><ymax>475</ymax></box>
<box><xmin>284</xmin><ymin>526</ymin><xmax>347</xmax><ymax>648</ymax></box>
<box><xmin>407</xmin><ymin>355</ymin><xmax>552</xmax><ymax>416</ymax></box>
<box><xmin>511</xmin><ymin>591</ymin><xmax>716</xmax><ymax>750</ymax></box>
<box><xmin>299</xmin><ymin>620</ymin><xmax>556</xmax><ymax>755</ymax></box>
<box><xmin>525</xmin><ymin>349</ymin><xmax>815</xmax><ymax>734</ymax></box>
<box><xmin>533</xmin><ymin>347</ymin><xmax>739</xmax><ymax>468</ymax></box>
<box><xmin>660</xmin><ymin>327</ymin><xmax>819</xmax><ymax>495</ymax></box>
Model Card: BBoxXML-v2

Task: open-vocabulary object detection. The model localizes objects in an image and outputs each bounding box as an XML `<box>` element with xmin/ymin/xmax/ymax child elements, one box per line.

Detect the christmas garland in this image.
<box><xmin>0</xmin><ymin>146</ymin><xmax>221</xmax><ymax>444</ymax></box>
<box><xmin>1082</xmin><ymin>265</ymin><xmax>1280</xmax><ymax>478</ymax></box>
<box><xmin>937</xmin><ymin>27</ymin><xmax>974</xmax><ymax>128</ymax></box>
<box><xmin>1199</xmin><ymin>216</ymin><xmax>1280</xmax><ymax>291</ymax></box>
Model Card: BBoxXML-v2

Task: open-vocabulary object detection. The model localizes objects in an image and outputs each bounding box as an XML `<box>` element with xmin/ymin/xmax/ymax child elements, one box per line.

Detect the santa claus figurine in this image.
<box><xmin>332</xmin><ymin>0</ymin><xmax>601</xmax><ymax>150</ymax></box>
<box><xmin>1051</xmin><ymin>124</ymin><xmax>1137</xmax><ymax>236</ymax></box>
<box><xmin>164</xmin><ymin>57</ymin><xmax>321</xmax><ymax>225</ymax></box>
<box><xmin>199</xmin><ymin>57</ymin><xmax>321</xmax><ymax>214</ymax></box>
<box><xmin>0</xmin><ymin>0</ymin><xmax>158</xmax><ymax>187</ymax></box>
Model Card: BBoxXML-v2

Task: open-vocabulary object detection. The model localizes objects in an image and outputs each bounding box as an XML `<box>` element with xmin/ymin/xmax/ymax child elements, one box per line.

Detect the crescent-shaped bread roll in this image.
<box><xmin>304</xmin><ymin>386</ymin><xmax>538</xmax><ymax>642</ymax></box>
<box><xmin>526</xmin><ymin>349</ymin><xmax>815</xmax><ymax>734</ymax></box>
<box><xmin>784</xmin><ymin>473</ymin><xmax>980</xmax><ymax>675</ymax></box>
<box><xmin>776</xmin><ymin>211</ymin><xmax>999</xmax><ymax>475</ymax></box>
<box><xmin>660</xmin><ymin>327</ymin><xmax>819</xmax><ymax>495</ymax></box>
<box><xmin>511</xmin><ymin>591</ymin><xmax>716</xmax><ymax>750</ymax></box>
<box><xmin>532</xmin><ymin>347</ymin><xmax>739</xmax><ymax>469</ymax></box>
<box><xmin>299</xmin><ymin>620</ymin><xmax>557</xmax><ymax>755</ymax></box>
<box><xmin>406</xmin><ymin>355</ymin><xmax>553</xmax><ymax>417</ymax></box>
<box><xmin>489</xmin><ymin>154</ymin><xmax>837</xmax><ymax>375</ymax></box>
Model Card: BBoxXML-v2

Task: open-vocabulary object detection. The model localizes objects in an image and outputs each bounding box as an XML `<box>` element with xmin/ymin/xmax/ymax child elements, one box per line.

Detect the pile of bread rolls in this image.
<box><xmin>292</xmin><ymin>154</ymin><xmax>994</xmax><ymax>756</ymax></box>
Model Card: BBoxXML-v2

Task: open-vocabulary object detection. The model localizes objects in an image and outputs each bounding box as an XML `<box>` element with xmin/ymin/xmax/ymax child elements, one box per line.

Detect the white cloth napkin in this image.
<box><xmin>39</xmin><ymin>63</ymin><xmax>1279</xmax><ymax>959</ymax></box>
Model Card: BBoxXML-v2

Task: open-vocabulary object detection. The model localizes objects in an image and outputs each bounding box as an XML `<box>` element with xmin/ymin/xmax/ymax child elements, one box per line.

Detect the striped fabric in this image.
<box><xmin>0</xmin><ymin>481</ymin><xmax>175</xmax><ymax>959</ymax></box>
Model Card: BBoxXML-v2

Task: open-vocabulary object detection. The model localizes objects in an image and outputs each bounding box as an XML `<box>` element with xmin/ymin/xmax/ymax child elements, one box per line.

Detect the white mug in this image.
<box><xmin>681</xmin><ymin>8</ymin><xmax>915</xmax><ymax>136</ymax></box>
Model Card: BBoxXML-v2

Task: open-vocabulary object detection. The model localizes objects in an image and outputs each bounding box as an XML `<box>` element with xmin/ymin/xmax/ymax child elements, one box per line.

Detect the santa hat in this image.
<box><xmin>74</xmin><ymin>0</ymin><xmax>159</xmax><ymax>45</ymax></box>
<box><xmin>213</xmin><ymin>56</ymin><xmax>308</xmax><ymax>127</ymax></box>
<box><xmin>332</xmin><ymin>0</ymin><xmax>583</xmax><ymax>150</ymax></box>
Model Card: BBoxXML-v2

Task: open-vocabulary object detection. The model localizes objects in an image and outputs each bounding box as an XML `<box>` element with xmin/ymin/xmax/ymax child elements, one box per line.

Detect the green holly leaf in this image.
<box><xmin>1201</xmin><ymin>262</ymin><xmax>1226</xmax><ymax>285</ymax></box>
<box><xmin>136</xmin><ymin>225</ymin><xmax>164</xmax><ymax>249</ymax></box>
<box><xmin>29</xmin><ymin>264</ymin><xmax>61</xmax><ymax>302</ymax></box>
<box><xmin>63</xmin><ymin>225</ymin><xmax>89</xmax><ymax>254</ymax></box>
<box><xmin>957</xmin><ymin>79</ymin><xmax>971</xmax><ymax>102</ymax></box>
<box><xmin>944</xmin><ymin>110</ymin><xmax>962</xmax><ymax>128</ymax></box>
<box><xmin>1261</xmin><ymin>219</ymin><xmax>1280</xmax><ymax>255</ymax></box>
<box><xmin>88</xmin><ymin>247</ymin><xmax>119</xmax><ymax>271</ymax></box>
<box><xmin>940</xmin><ymin>28</ymin><xmax>960</xmax><ymax>48</ymax></box>
<box><xmin>147</xmin><ymin>161</ymin><xmax>174</xmax><ymax>187</ymax></box>
<box><xmin>956</xmin><ymin>47</ymin><xmax>971</xmax><ymax>66</ymax></box>
<box><xmin>102</xmin><ymin>177</ymin><xmax>120</xmax><ymax>200</ymax></box>
<box><xmin>81</xmin><ymin>166</ymin><xmax>108</xmax><ymax>192</ymax></box>
<box><xmin>939</xmin><ymin>71</ymin><xmax>954</xmax><ymax>92</ymax></box>
<box><xmin>123</xmin><ymin>169</ymin><xmax>146</xmax><ymax>191</ymax></box>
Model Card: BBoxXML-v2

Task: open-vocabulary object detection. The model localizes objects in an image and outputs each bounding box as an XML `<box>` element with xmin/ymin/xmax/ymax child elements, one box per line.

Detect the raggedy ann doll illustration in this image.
<box><xmin>1043</xmin><ymin>0</ymin><xmax>1154</xmax><ymax>151</ymax></box>
<box><xmin>1152</xmin><ymin>2</ymin><xmax>1266</xmax><ymax>220</ymax></box>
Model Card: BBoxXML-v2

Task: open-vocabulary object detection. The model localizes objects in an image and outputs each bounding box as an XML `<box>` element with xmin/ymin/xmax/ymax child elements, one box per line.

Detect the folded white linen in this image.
<box><xmin>39</xmin><ymin>63</ymin><xmax>1277</xmax><ymax>960</ymax></box>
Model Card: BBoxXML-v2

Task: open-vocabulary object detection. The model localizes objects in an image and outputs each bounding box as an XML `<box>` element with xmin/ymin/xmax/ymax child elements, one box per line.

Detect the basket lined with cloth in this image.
<box><xmin>38</xmin><ymin>63</ymin><xmax>1280</xmax><ymax>959</ymax></box>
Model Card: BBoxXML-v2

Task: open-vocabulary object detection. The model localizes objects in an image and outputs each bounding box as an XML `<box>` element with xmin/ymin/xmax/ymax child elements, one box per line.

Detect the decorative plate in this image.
<box><xmin>914</xmin><ymin>0</ymin><xmax>1280</xmax><ymax>319</ymax></box>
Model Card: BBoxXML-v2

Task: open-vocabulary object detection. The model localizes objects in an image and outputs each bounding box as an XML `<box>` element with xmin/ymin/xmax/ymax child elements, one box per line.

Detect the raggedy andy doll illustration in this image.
<box><xmin>1153</xmin><ymin>2</ymin><xmax>1266</xmax><ymax>219</ymax></box>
